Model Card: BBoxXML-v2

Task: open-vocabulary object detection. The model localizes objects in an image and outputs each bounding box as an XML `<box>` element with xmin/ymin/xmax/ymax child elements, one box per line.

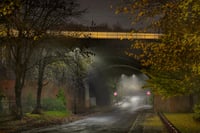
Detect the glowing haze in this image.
<box><xmin>116</xmin><ymin>74</ymin><xmax>152</xmax><ymax>111</ymax></box>
<box><xmin>117</xmin><ymin>74</ymin><xmax>148</xmax><ymax>96</ymax></box>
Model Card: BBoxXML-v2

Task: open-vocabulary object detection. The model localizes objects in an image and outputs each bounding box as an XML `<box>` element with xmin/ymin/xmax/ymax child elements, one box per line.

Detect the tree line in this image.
<box><xmin>0</xmin><ymin>0</ymin><xmax>94</xmax><ymax>119</ymax></box>
<box><xmin>115</xmin><ymin>0</ymin><xmax>200</xmax><ymax>106</ymax></box>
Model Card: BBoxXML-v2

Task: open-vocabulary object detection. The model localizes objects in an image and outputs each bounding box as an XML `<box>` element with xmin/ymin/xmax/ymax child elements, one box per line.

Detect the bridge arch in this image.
<box><xmin>86</xmin><ymin>61</ymin><xmax>147</xmax><ymax>106</ymax></box>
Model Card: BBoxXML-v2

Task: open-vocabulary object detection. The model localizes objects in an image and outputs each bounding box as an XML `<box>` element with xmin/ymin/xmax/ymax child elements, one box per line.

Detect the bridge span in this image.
<box><xmin>50</xmin><ymin>31</ymin><xmax>163</xmax><ymax>40</ymax></box>
<box><xmin>3</xmin><ymin>29</ymin><xmax>163</xmax><ymax>40</ymax></box>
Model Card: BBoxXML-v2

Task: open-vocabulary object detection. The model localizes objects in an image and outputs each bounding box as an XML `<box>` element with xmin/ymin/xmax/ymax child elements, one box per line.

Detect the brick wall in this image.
<box><xmin>0</xmin><ymin>80</ymin><xmax>74</xmax><ymax>111</ymax></box>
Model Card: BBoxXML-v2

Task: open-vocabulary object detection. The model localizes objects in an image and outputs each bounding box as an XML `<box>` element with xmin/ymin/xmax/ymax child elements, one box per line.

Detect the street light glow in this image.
<box><xmin>146</xmin><ymin>91</ymin><xmax>151</xmax><ymax>96</ymax></box>
<box><xmin>114</xmin><ymin>92</ymin><xmax>118</xmax><ymax>96</ymax></box>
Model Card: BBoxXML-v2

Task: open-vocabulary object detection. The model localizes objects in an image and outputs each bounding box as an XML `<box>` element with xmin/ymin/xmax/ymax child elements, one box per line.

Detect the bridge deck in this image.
<box><xmin>52</xmin><ymin>31</ymin><xmax>163</xmax><ymax>40</ymax></box>
<box><xmin>2</xmin><ymin>30</ymin><xmax>163</xmax><ymax>40</ymax></box>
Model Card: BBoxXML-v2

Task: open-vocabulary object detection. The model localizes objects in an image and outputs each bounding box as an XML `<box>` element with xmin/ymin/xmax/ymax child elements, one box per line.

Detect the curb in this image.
<box><xmin>158</xmin><ymin>112</ymin><xmax>181</xmax><ymax>133</ymax></box>
<box><xmin>128</xmin><ymin>113</ymin><xmax>144</xmax><ymax>133</ymax></box>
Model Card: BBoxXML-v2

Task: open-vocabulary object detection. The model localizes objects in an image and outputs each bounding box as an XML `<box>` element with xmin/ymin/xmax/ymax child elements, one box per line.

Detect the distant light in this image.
<box><xmin>146</xmin><ymin>91</ymin><xmax>151</xmax><ymax>96</ymax></box>
<box><xmin>121</xmin><ymin>74</ymin><xmax>125</xmax><ymax>78</ymax></box>
<box><xmin>114</xmin><ymin>92</ymin><xmax>118</xmax><ymax>96</ymax></box>
<box><xmin>130</xmin><ymin>96</ymin><xmax>140</xmax><ymax>103</ymax></box>
<box><xmin>132</xmin><ymin>74</ymin><xmax>136</xmax><ymax>78</ymax></box>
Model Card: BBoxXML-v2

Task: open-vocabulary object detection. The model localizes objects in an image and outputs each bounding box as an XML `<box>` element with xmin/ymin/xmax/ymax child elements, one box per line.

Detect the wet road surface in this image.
<box><xmin>23</xmin><ymin>105</ymin><xmax>152</xmax><ymax>133</ymax></box>
<box><xmin>23</xmin><ymin>107</ymin><xmax>152</xmax><ymax>133</ymax></box>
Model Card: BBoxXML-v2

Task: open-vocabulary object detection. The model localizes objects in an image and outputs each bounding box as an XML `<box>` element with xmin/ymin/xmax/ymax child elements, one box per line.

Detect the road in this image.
<box><xmin>23</xmin><ymin>97</ymin><xmax>152</xmax><ymax>133</ymax></box>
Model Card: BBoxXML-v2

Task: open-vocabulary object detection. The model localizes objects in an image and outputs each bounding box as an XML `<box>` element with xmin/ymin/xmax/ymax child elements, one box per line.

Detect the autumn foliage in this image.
<box><xmin>117</xmin><ymin>0</ymin><xmax>200</xmax><ymax>96</ymax></box>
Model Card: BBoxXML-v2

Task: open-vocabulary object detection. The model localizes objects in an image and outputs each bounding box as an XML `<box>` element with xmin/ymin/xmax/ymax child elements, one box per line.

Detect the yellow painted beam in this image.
<box><xmin>58</xmin><ymin>31</ymin><xmax>163</xmax><ymax>40</ymax></box>
<box><xmin>1</xmin><ymin>29</ymin><xmax>163</xmax><ymax>40</ymax></box>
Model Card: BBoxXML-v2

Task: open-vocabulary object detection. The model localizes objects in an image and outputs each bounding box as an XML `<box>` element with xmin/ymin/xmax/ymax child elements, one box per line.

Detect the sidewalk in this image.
<box><xmin>129</xmin><ymin>111</ymin><xmax>168</xmax><ymax>133</ymax></box>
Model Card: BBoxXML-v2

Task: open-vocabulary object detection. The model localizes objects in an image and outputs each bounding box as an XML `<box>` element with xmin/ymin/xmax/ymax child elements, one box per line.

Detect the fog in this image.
<box><xmin>116</xmin><ymin>74</ymin><xmax>152</xmax><ymax>111</ymax></box>
<box><xmin>87</xmin><ymin>52</ymin><xmax>151</xmax><ymax>108</ymax></box>
<box><xmin>117</xmin><ymin>74</ymin><xmax>148</xmax><ymax>96</ymax></box>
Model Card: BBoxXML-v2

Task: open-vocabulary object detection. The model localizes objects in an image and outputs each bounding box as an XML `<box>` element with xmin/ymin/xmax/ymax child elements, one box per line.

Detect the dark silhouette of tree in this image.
<box><xmin>31</xmin><ymin>47</ymin><xmax>62</xmax><ymax>114</ymax></box>
<box><xmin>31</xmin><ymin>43</ymin><xmax>72</xmax><ymax>114</ymax></box>
<box><xmin>65</xmin><ymin>48</ymin><xmax>93</xmax><ymax>113</ymax></box>
<box><xmin>0</xmin><ymin>0</ymin><xmax>84</xmax><ymax>119</ymax></box>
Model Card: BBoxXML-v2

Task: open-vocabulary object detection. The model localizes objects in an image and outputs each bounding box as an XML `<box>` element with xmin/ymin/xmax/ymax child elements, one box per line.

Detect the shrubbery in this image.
<box><xmin>193</xmin><ymin>104</ymin><xmax>200</xmax><ymax>121</ymax></box>
<box><xmin>56</xmin><ymin>88</ymin><xmax>66</xmax><ymax>106</ymax></box>
<box><xmin>42</xmin><ymin>98</ymin><xmax>66</xmax><ymax>111</ymax></box>
<box><xmin>24</xmin><ymin>88</ymin><xmax>67</xmax><ymax>112</ymax></box>
<box><xmin>42</xmin><ymin>88</ymin><xmax>67</xmax><ymax>111</ymax></box>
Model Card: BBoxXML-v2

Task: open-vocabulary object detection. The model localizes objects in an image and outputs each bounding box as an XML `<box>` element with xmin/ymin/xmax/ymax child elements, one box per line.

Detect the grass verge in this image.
<box><xmin>142</xmin><ymin>113</ymin><xmax>168</xmax><ymax>133</ymax></box>
<box><xmin>164</xmin><ymin>113</ymin><xmax>200</xmax><ymax>133</ymax></box>
<box><xmin>0</xmin><ymin>110</ymin><xmax>72</xmax><ymax>133</ymax></box>
<box><xmin>26</xmin><ymin>110</ymin><xmax>71</xmax><ymax>119</ymax></box>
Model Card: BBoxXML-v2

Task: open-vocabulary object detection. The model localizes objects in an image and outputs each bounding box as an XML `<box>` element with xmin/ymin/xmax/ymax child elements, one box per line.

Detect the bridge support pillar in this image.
<box><xmin>84</xmin><ymin>83</ymin><xmax>90</xmax><ymax>108</ymax></box>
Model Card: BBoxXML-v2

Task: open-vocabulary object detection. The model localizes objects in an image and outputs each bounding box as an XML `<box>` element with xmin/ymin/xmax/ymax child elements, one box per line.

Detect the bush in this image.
<box><xmin>42</xmin><ymin>88</ymin><xmax>67</xmax><ymax>111</ymax></box>
<box><xmin>193</xmin><ymin>104</ymin><xmax>200</xmax><ymax>121</ymax></box>
<box><xmin>56</xmin><ymin>88</ymin><xmax>66</xmax><ymax>106</ymax></box>
<box><xmin>42</xmin><ymin>98</ymin><xmax>66</xmax><ymax>111</ymax></box>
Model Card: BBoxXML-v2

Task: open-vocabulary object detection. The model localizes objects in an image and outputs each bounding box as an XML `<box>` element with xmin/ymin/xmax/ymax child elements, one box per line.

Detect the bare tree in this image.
<box><xmin>31</xmin><ymin>44</ymin><xmax>71</xmax><ymax>114</ymax></box>
<box><xmin>65</xmin><ymin>48</ymin><xmax>93</xmax><ymax>113</ymax></box>
<box><xmin>1</xmin><ymin>0</ymin><xmax>84</xmax><ymax>119</ymax></box>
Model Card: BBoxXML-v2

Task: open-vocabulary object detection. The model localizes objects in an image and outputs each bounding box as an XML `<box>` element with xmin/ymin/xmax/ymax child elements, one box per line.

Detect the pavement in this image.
<box><xmin>129</xmin><ymin>111</ymin><xmax>168</xmax><ymax>133</ymax></box>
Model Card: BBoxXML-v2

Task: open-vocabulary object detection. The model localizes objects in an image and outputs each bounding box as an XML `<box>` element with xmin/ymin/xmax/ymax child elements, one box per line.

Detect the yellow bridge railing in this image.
<box><xmin>1</xmin><ymin>29</ymin><xmax>163</xmax><ymax>40</ymax></box>
<box><xmin>52</xmin><ymin>31</ymin><xmax>163</xmax><ymax>40</ymax></box>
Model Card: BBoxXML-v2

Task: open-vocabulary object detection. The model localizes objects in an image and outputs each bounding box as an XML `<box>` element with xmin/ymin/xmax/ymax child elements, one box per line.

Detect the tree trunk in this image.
<box><xmin>73</xmin><ymin>96</ymin><xmax>77</xmax><ymax>114</ymax></box>
<box><xmin>32</xmin><ymin>83</ymin><xmax>43</xmax><ymax>114</ymax></box>
<box><xmin>14</xmin><ymin>75</ymin><xmax>24</xmax><ymax>119</ymax></box>
<box><xmin>33</xmin><ymin>60</ymin><xmax>45</xmax><ymax>114</ymax></box>
<box><xmin>73</xmin><ymin>80</ymin><xmax>78</xmax><ymax>114</ymax></box>
<box><xmin>77</xmin><ymin>78</ymin><xmax>85</xmax><ymax>113</ymax></box>
<box><xmin>32</xmin><ymin>80</ymin><xmax>43</xmax><ymax>114</ymax></box>
<box><xmin>15</xmin><ymin>90</ymin><xmax>22</xmax><ymax>119</ymax></box>
<box><xmin>189</xmin><ymin>94</ymin><xmax>194</xmax><ymax>112</ymax></box>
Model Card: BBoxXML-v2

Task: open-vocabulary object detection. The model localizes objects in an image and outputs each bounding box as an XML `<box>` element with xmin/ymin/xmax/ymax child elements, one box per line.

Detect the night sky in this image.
<box><xmin>76</xmin><ymin>0</ymin><xmax>132</xmax><ymax>29</ymax></box>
